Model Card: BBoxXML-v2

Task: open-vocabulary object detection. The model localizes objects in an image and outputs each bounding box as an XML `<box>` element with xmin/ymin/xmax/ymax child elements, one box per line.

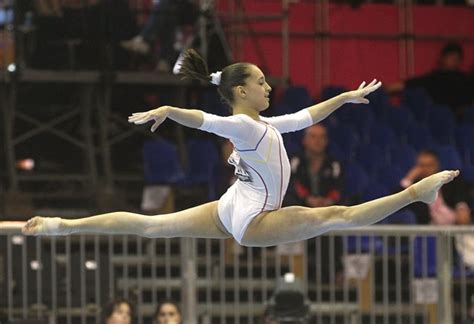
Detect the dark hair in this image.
<box><xmin>179</xmin><ymin>49</ymin><xmax>254</xmax><ymax>108</ymax></box>
<box><xmin>153</xmin><ymin>299</ymin><xmax>181</xmax><ymax>319</ymax></box>
<box><xmin>441</xmin><ymin>42</ymin><xmax>463</xmax><ymax>59</ymax></box>
<box><xmin>418</xmin><ymin>149</ymin><xmax>439</xmax><ymax>161</ymax></box>
<box><xmin>102</xmin><ymin>297</ymin><xmax>133</xmax><ymax>322</ymax></box>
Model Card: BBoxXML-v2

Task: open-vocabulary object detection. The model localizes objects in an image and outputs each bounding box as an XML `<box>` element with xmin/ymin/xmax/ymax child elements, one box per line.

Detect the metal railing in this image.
<box><xmin>2</xmin><ymin>224</ymin><xmax>474</xmax><ymax>323</ymax></box>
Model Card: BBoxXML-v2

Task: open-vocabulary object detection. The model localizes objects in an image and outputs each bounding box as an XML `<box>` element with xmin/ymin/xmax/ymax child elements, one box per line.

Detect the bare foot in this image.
<box><xmin>22</xmin><ymin>216</ymin><xmax>63</xmax><ymax>236</ymax></box>
<box><xmin>410</xmin><ymin>170</ymin><xmax>460</xmax><ymax>204</ymax></box>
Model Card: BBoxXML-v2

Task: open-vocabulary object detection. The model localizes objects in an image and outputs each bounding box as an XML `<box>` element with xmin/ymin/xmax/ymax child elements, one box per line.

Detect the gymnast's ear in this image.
<box><xmin>236</xmin><ymin>85</ymin><xmax>246</xmax><ymax>98</ymax></box>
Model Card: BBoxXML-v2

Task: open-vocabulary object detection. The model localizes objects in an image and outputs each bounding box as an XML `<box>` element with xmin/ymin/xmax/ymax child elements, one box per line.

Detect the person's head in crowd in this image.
<box><xmin>103</xmin><ymin>298</ymin><xmax>133</xmax><ymax>324</ymax></box>
<box><xmin>401</xmin><ymin>150</ymin><xmax>440</xmax><ymax>188</ymax></box>
<box><xmin>302</xmin><ymin>124</ymin><xmax>329</xmax><ymax>157</ymax></box>
<box><xmin>414</xmin><ymin>150</ymin><xmax>440</xmax><ymax>179</ymax></box>
<box><xmin>439</xmin><ymin>42</ymin><xmax>464</xmax><ymax>71</ymax></box>
<box><xmin>153</xmin><ymin>299</ymin><xmax>182</xmax><ymax>324</ymax></box>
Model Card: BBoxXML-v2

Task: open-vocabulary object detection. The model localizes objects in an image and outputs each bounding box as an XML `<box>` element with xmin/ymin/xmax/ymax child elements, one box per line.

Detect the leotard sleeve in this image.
<box><xmin>198</xmin><ymin>112</ymin><xmax>264</xmax><ymax>149</ymax></box>
<box><xmin>259</xmin><ymin>109</ymin><xmax>313</xmax><ymax>134</ymax></box>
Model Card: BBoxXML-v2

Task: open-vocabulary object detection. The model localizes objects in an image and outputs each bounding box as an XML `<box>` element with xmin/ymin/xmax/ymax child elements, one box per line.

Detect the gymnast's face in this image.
<box><xmin>236</xmin><ymin>65</ymin><xmax>272</xmax><ymax>111</ymax></box>
<box><xmin>106</xmin><ymin>303</ymin><xmax>131</xmax><ymax>324</ymax></box>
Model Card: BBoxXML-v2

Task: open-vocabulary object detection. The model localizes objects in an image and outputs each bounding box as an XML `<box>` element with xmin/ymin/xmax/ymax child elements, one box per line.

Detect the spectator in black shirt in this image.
<box><xmin>284</xmin><ymin>124</ymin><xmax>344</xmax><ymax>208</ymax></box>
<box><xmin>389</xmin><ymin>42</ymin><xmax>473</xmax><ymax>118</ymax></box>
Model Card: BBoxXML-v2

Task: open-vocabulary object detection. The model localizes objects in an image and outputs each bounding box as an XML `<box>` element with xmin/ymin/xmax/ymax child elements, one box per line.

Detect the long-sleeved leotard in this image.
<box><xmin>198</xmin><ymin>109</ymin><xmax>313</xmax><ymax>243</ymax></box>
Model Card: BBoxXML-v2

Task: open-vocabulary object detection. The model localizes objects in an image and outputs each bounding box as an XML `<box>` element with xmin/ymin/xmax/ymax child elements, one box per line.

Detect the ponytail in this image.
<box><xmin>179</xmin><ymin>49</ymin><xmax>211</xmax><ymax>83</ymax></box>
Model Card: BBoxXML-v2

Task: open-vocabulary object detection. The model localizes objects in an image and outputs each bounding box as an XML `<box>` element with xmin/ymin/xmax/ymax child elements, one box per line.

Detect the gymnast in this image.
<box><xmin>22</xmin><ymin>49</ymin><xmax>459</xmax><ymax>247</ymax></box>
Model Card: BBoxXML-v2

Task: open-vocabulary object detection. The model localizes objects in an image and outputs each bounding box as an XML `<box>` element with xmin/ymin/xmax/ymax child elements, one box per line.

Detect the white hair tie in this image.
<box><xmin>210</xmin><ymin>71</ymin><xmax>222</xmax><ymax>86</ymax></box>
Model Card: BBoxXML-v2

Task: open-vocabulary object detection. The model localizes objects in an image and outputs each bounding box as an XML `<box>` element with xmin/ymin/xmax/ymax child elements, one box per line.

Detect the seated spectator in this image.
<box><xmin>102</xmin><ymin>297</ymin><xmax>133</xmax><ymax>324</ymax></box>
<box><xmin>388</xmin><ymin>42</ymin><xmax>472</xmax><ymax>118</ymax></box>
<box><xmin>153</xmin><ymin>299</ymin><xmax>182</xmax><ymax>324</ymax></box>
<box><xmin>400</xmin><ymin>149</ymin><xmax>471</xmax><ymax>225</ymax></box>
<box><xmin>284</xmin><ymin>124</ymin><xmax>343</xmax><ymax>207</ymax></box>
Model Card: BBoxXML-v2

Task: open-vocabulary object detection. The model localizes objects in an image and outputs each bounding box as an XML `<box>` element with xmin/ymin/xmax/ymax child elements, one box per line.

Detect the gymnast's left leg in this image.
<box><xmin>20</xmin><ymin>201</ymin><xmax>231</xmax><ymax>239</ymax></box>
<box><xmin>241</xmin><ymin>170</ymin><xmax>458</xmax><ymax>247</ymax></box>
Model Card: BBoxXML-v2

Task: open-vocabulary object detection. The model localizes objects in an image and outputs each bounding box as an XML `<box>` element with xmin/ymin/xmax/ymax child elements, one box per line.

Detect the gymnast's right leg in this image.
<box><xmin>21</xmin><ymin>201</ymin><xmax>231</xmax><ymax>239</ymax></box>
<box><xmin>242</xmin><ymin>170</ymin><xmax>459</xmax><ymax>247</ymax></box>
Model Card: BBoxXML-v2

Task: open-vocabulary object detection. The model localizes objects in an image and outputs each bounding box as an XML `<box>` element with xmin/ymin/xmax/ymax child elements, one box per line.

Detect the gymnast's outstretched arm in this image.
<box><xmin>305</xmin><ymin>79</ymin><xmax>382</xmax><ymax>124</ymax></box>
<box><xmin>260</xmin><ymin>79</ymin><xmax>382</xmax><ymax>134</ymax></box>
<box><xmin>128</xmin><ymin>105</ymin><xmax>204</xmax><ymax>131</ymax></box>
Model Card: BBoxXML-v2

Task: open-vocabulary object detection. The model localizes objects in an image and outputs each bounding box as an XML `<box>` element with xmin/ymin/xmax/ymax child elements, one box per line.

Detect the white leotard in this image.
<box><xmin>198</xmin><ymin>109</ymin><xmax>313</xmax><ymax>244</ymax></box>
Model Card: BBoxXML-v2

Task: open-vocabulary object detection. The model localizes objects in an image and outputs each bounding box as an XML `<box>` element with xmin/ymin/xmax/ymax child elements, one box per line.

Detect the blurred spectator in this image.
<box><xmin>400</xmin><ymin>149</ymin><xmax>472</xmax><ymax>225</ymax></box>
<box><xmin>121</xmin><ymin>0</ymin><xmax>199</xmax><ymax>72</ymax></box>
<box><xmin>102</xmin><ymin>297</ymin><xmax>133</xmax><ymax>324</ymax></box>
<box><xmin>284</xmin><ymin>124</ymin><xmax>344</xmax><ymax>207</ymax></box>
<box><xmin>153</xmin><ymin>299</ymin><xmax>182</xmax><ymax>324</ymax></box>
<box><xmin>388</xmin><ymin>42</ymin><xmax>473</xmax><ymax>118</ymax></box>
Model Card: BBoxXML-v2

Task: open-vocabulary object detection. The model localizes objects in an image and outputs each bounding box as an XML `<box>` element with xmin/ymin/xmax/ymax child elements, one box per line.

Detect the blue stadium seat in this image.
<box><xmin>143</xmin><ymin>139</ymin><xmax>185</xmax><ymax>184</ymax></box>
<box><xmin>455</xmin><ymin>125</ymin><xmax>474</xmax><ymax>165</ymax></box>
<box><xmin>355</xmin><ymin>145</ymin><xmax>390</xmax><ymax>174</ymax></box>
<box><xmin>366</xmin><ymin>88</ymin><xmax>391</xmax><ymax>120</ymax></box>
<box><xmin>182</xmin><ymin>139</ymin><xmax>220</xmax><ymax>199</ymax></box>
<box><xmin>368</xmin><ymin>123</ymin><xmax>398</xmax><ymax>148</ymax></box>
<box><xmin>183</xmin><ymin>139</ymin><xmax>220</xmax><ymax>184</ymax></box>
<box><xmin>390</xmin><ymin>143</ymin><xmax>417</xmax><ymax>174</ymax></box>
<box><xmin>402</xmin><ymin>88</ymin><xmax>433</xmax><ymax>123</ymax></box>
<box><xmin>387</xmin><ymin>105</ymin><xmax>415</xmax><ymax>142</ymax></box>
<box><xmin>413</xmin><ymin>236</ymin><xmax>437</xmax><ymax>277</ymax></box>
<box><xmin>362</xmin><ymin>181</ymin><xmax>390</xmax><ymax>201</ymax></box>
<box><xmin>346</xmin><ymin>107</ymin><xmax>376</xmax><ymax>142</ymax></box>
<box><xmin>406</xmin><ymin>123</ymin><xmax>434</xmax><ymax>151</ymax></box>
<box><xmin>332</xmin><ymin>104</ymin><xmax>355</xmax><ymax>125</ymax></box>
<box><xmin>282</xmin><ymin>86</ymin><xmax>313</xmax><ymax>110</ymax></box>
<box><xmin>328</xmin><ymin>124</ymin><xmax>360</xmax><ymax>154</ymax></box>
<box><xmin>462</xmin><ymin>107</ymin><xmax>474</xmax><ymax>125</ymax></box>
<box><xmin>375</xmin><ymin>166</ymin><xmax>405</xmax><ymax>190</ymax></box>
<box><xmin>343</xmin><ymin>162</ymin><xmax>370</xmax><ymax>200</ymax></box>
<box><xmin>321</xmin><ymin>86</ymin><xmax>347</xmax><ymax>101</ymax></box>
<box><xmin>455</xmin><ymin>124</ymin><xmax>474</xmax><ymax>149</ymax></box>
<box><xmin>458</xmin><ymin>145</ymin><xmax>474</xmax><ymax>167</ymax></box>
<box><xmin>346</xmin><ymin>235</ymin><xmax>384</xmax><ymax>254</ymax></box>
<box><xmin>432</xmin><ymin>145</ymin><xmax>462</xmax><ymax>170</ymax></box>
<box><xmin>461</xmin><ymin>166</ymin><xmax>474</xmax><ymax>183</ymax></box>
<box><xmin>328</xmin><ymin>142</ymin><xmax>352</xmax><ymax>163</ymax></box>
<box><xmin>282</xmin><ymin>135</ymin><xmax>303</xmax><ymax>158</ymax></box>
<box><xmin>379</xmin><ymin>209</ymin><xmax>417</xmax><ymax>255</ymax></box>
<box><xmin>199</xmin><ymin>89</ymin><xmax>228</xmax><ymax>115</ymax></box>
<box><xmin>452</xmin><ymin>264</ymin><xmax>474</xmax><ymax>279</ymax></box>
<box><xmin>274</xmin><ymin>103</ymin><xmax>298</xmax><ymax>116</ymax></box>
<box><xmin>427</xmin><ymin>105</ymin><xmax>455</xmax><ymax>145</ymax></box>
<box><xmin>381</xmin><ymin>209</ymin><xmax>417</xmax><ymax>225</ymax></box>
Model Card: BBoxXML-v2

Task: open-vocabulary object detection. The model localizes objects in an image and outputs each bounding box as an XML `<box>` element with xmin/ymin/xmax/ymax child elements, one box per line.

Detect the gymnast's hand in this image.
<box><xmin>128</xmin><ymin>106</ymin><xmax>171</xmax><ymax>132</ymax></box>
<box><xmin>345</xmin><ymin>79</ymin><xmax>382</xmax><ymax>104</ymax></box>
